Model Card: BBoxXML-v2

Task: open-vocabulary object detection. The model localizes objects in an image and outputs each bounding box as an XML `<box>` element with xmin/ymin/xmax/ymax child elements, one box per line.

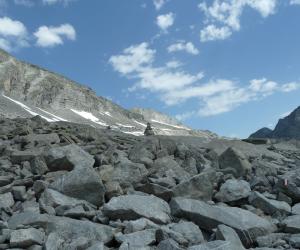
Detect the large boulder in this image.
<box><xmin>170</xmin><ymin>198</ymin><xmax>276</xmax><ymax>246</ymax></box>
<box><xmin>50</xmin><ymin>167</ymin><xmax>105</xmax><ymax>206</ymax></box>
<box><xmin>218</xmin><ymin>147</ymin><xmax>251</xmax><ymax>178</ymax></box>
<box><xmin>103</xmin><ymin>194</ymin><xmax>171</xmax><ymax>224</ymax></box>
<box><xmin>172</xmin><ymin>170</ymin><xmax>217</xmax><ymax>201</ymax></box>
<box><xmin>216</xmin><ymin>224</ymin><xmax>245</xmax><ymax>250</ymax></box>
<box><xmin>249</xmin><ymin>191</ymin><xmax>291</xmax><ymax>216</ymax></box>
<box><xmin>282</xmin><ymin>215</ymin><xmax>300</xmax><ymax>233</ymax></box>
<box><xmin>276</xmin><ymin>169</ymin><xmax>300</xmax><ymax>203</ymax></box>
<box><xmin>8</xmin><ymin>212</ymin><xmax>116</xmax><ymax>244</ymax></box>
<box><xmin>215</xmin><ymin>179</ymin><xmax>251</xmax><ymax>203</ymax></box>
<box><xmin>44</xmin><ymin>144</ymin><xmax>95</xmax><ymax>171</ymax></box>
<box><xmin>10</xmin><ymin>228</ymin><xmax>45</xmax><ymax>248</ymax></box>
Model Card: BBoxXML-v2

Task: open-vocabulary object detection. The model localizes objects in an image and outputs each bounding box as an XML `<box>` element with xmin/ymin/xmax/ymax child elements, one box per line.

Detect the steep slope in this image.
<box><xmin>0</xmin><ymin>49</ymin><xmax>216</xmax><ymax>139</ymax></box>
<box><xmin>249</xmin><ymin>107</ymin><xmax>300</xmax><ymax>139</ymax></box>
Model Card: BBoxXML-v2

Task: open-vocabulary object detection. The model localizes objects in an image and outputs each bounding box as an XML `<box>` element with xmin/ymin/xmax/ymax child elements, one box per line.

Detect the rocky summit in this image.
<box><xmin>0</xmin><ymin>114</ymin><xmax>300</xmax><ymax>249</ymax></box>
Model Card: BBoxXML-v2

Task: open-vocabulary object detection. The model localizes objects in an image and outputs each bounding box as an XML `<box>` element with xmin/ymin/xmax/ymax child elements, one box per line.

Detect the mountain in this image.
<box><xmin>0</xmin><ymin>49</ymin><xmax>216</xmax><ymax>139</ymax></box>
<box><xmin>249</xmin><ymin>107</ymin><xmax>300</xmax><ymax>139</ymax></box>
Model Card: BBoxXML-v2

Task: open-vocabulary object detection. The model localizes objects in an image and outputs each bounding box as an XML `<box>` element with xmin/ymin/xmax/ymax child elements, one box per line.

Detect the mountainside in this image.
<box><xmin>250</xmin><ymin>107</ymin><xmax>300</xmax><ymax>139</ymax></box>
<box><xmin>0</xmin><ymin>49</ymin><xmax>216</xmax><ymax>139</ymax></box>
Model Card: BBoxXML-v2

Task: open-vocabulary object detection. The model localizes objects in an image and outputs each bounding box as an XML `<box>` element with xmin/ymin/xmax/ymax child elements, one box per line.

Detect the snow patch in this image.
<box><xmin>38</xmin><ymin>108</ymin><xmax>68</xmax><ymax>122</ymax></box>
<box><xmin>151</xmin><ymin>119</ymin><xmax>191</xmax><ymax>130</ymax></box>
<box><xmin>116</xmin><ymin>123</ymin><xmax>135</xmax><ymax>128</ymax></box>
<box><xmin>2</xmin><ymin>94</ymin><xmax>55</xmax><ymax>122</ymax></box>
<box><xmin>71</xmin><ymin>109</ymin><xmax>108</xmax><ymax>126</ymax></box>
<box><xmin>133</xmin><ymin>120</ymin><xmax>147</xmax><ymax>127</ymax></box>
<box><xmin>123</xmin><ymin>131</ymin><xmax>144</xmax><ymax>136</ymax></box>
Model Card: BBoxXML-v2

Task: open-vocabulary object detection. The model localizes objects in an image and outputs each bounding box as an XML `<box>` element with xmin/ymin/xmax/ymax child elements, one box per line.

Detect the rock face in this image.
<box><xmin>250</xmin><ymin>106</ymin><xmax>300</xmax><ymax>139</ymax></box>
<box><xmin>0</xmin><ymin>49</ymin><xmax>217</xmax><ymax>138</ymax></box>
<box><xmin>1</xmin><ymin>115</ymin><xmax>300</xmax><ymax>249</ymax></box>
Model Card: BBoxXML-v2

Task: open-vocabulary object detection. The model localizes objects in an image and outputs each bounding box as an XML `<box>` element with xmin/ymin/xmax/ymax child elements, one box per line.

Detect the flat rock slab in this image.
<box><xmin>282</xmin><ymin>215</ymin><xmax>300</xmax><ymax>233</ymax></box>
<box><xmin>8</xmin><ymin>212</ymin><xmax>116</xmax><ymax>244</ymax></box>
<box><xmin>10</xmin><ymin>228</ymin><xmax>45</xmax><ymax>248</ymax></box>
<box><xmin>103</xmin><ymin>194</ymin><xmax>171</xmax><ymax>224</ymax></box>
<box><xmin>170</xmin><ymin>198</ymin><xmax>276</xmax><ymax>246</ymax></box>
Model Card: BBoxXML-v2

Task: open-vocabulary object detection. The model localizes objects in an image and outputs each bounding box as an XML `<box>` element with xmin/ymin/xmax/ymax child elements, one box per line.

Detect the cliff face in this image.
<box><xmin>0</xmin><ymin>49</ymin><xmax>216</xmax><ymax>139</ymax></box>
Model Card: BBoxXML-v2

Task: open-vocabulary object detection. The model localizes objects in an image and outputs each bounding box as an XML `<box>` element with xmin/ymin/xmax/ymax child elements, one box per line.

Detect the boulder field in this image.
<box><xmin>1</xmin><ymin>116</ymin><xmax>300</xmax><ymax>249</ymax></box>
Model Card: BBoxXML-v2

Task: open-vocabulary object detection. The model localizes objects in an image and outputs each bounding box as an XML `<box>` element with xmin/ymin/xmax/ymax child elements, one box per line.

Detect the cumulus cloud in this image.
<box><xmin>200</xmin><ymin>25</ymin><xmax>232</xmax><ymax>42</ymax></box>
<box><xmin>42</xmin><ymin>0</ymin><xmax>75</xmax><ymax>5</ymax></box>
<box><xmin>290</xmin><ymin>0</ymin><xmax>300</xmax><ymax>4</ymax></box>
<box><xmin>199</xmin><ymin>0</ymin><xmax>277</xmax><ymax>41</ymax></box>
<box><xmin>156</xmin><ymin>12</ymin><xmax>175</xmax><ymax>32</ymax></box>
<box><xmin>153</xmin><ymin>0</ymin><xmax>166</xmax><ymax>10</ymax></box>
<box><xmin>14</xmin><ymin>0</ymin><xmax>34</xmax><ymax>7</ymax></box>
<box><xmin>167</xmin><ymin>41</ymin><xmax>199</xmax><ymax>55</ymax></box>
<box><xmin>34</xmin><ymin>24</ymin><xmax>76</xmax><ymax>48</ymax></box>
<box><xmin>0</xmin><ymin>17</ymin><xmax>28</xmax><ymax>51</ymax></box>
<box><xmin>110</xmin><ymin>43</ymin><xmax>300</xmax><ymax>117</ymax></box>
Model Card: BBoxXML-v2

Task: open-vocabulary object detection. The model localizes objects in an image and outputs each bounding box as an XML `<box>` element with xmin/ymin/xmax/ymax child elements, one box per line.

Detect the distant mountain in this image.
<box><xmin>0</xmin><ymin>49</ymin><xmax>217</xmax><ymax>139</ymax></box>
<box><xmin>250</xmin><ymin>107</ymin><xmax>300</xmax><ymax>139</ymax></box>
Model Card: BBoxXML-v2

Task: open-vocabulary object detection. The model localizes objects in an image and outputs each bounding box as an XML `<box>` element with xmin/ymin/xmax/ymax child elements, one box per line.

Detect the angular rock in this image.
<box><xmin>103</xmin><ymin>194</ymin><xmax>171</xmax><ymax>224</ymax></box>
<box><xmin>170</xmin><ymin>221</ymin><xmax>204</xmax><ymax>245</ymax></box>
<box><xmin>136</xmin><ymin>183</ymin><xmax>173</xmax><ymax>201</ymax></box>
<box><xmin>8</xmin><ymin>212</ymin><xmax>116</xmax><ymax>244</ymax></box>
<box><xmin>157</xmin><ymin>239</ymin><xmax>184</xmax><ymax>250</ymax></box>
<box><xmin>170</xmin><ymin>198</ymin><xmax>276</xmax><ymax>246</ymax></box>
<box><xmin>50</xmin><ymin>167</ymin><xmax>105</xmax><ymax>206</ymax></box>
<box><xmin>44</xmin><ymin>232</ymin><xmax>64</xmax><ymax>250</ymax></box>
<box><xmin>10</xmin><ymin>228</ymin><xmax>45</xmax><ymax>248</ymax></box>
<box><xmin>39</xmin><ymin>188</ymin><xmax>94</xmax><ymax>208</ymax></box>
<box><xmin>292</xmin><ymin>203</ymin><xmax>300</xmax><ymax>215</ymax></box>
<box><xmin>115</xmin><ymin>229</ymin><xmax>156</xmax><ymax>247</ymax></box>
<box><xmin>124</xmin><ymin>218</ymin><xmax>159</xmax><ymax>234</ymax></box>
<box><xmin>249</xmin><ymin>191</ymin><xmax>291</xmax><ymax>216</ymax></box>
<box><xmin>276</xmin><ymin>169</ymin><xmax>300</xmax><ymax>202</ymax></box>
<box><xmin>172</xmin><ymin>170</ymin><xmax>216</xmax><ymax>201</ymax></box>
<box><xmin>188</xmin><ymin>240</ymin><xmax>235</xmax><ymax>250</ymax></box>
<box><xmin>0</xmin><ymin>192</ymin><xmax>14</xmax><ymax>209</ymax></box>
<box><xmin>215</xmin><ymin>179</ymin><xmax>251</xmax><ymax>203</ymax></box>
<box><xmin>30</xmin><ymin>156</ymin><xmax>48</xmax><ymax>175</ymax></box>
<box><xmin>218</xmin><ymin>147</ymin><xmax>251</xmax><ymax>178</ymax></box>
<box><xmin>216</xmin><ymin>224</ymin><xmax>245</xmax><ymax>250</ymax></box>
<box><xmin>44</xmin><ymin>144</ymin><xmax>95</xmax><ymax>171</ymax></box>
<box><xmin>282</xmin><ymin>215</ymin><xmax>300</xmax><ymax>233</ymax></box>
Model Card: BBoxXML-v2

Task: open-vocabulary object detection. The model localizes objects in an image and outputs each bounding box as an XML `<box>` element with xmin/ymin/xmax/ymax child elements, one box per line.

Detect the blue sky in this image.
<box><xmin>1</xmin><ymin>0</ymin><xmax>300</xmax><ymax>138</ymax></box>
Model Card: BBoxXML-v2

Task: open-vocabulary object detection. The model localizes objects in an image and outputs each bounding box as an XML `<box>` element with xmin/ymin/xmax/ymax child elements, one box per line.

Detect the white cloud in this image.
<box><xmin>42</xmin><ymin>0</ymin><xmax>75</xmax><ymax>5</ymax></box>
<box><xmin>14</xmin><ymin>0</ymin><xmax>34</xmax><ymax>7</ymax></box>
<box><xmin>153</xmin><ymin>0</ymin><xmax>166</xmax><ymax>10</ymax></box>
<box><xmin>290</xmin><ymin>0</ymin><xmax>300</xmax><ymax>4</ymax></box>
<box><xmin>167</xmin><ymin>41</ymin><xmax>199</xmax><ymax>55</ymax></box>
<box><xmin>156</xmin><ymin>12</ymin><xmax>175</xmax><ymax>31</ymax></box>
<box><xmin>200</xmin><ymin>25</ymin><xmax>232</xmax><ymax>42</ymax></box>
<box><xmin>110</xmin><ymin>43</ymin><xmax>300</xmax><ymax>118</ymax></box>
<box><xmin>34</xmin><ymin>24</ymin><xmax>76</xmax><ymax>48</ymax></box>
<box><xmin>199</xmin><ymin>0</ymin><xmax>277</xmax><ymax>42</ymax></box>
<box><xmin>0</xmin><ymin>17</ymin><xmax>28</xmax><ymax>51</ymax></box>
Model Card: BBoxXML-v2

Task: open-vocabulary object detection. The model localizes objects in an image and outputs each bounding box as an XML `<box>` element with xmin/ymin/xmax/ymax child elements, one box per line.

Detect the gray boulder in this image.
<box><xmin>0</xmin><ymin>192</ymin><xmax>14</xmax><ymax>209</ymax></box>
<box><xmin>103</xmin><ymin>194</ymin><xmax>171</xmax><ymax>224</ymax></box>
<box><xmin>115</xmin><ymin>229</ymin><xmax>157</xmax><ymax>247</ymax></box>
<box><xmin>282</xmin><ymin>215</ymin><xmax>300</xmax><ymax>233</ymax></box>
<box><xmin>50</xmin><ymin>167</ymin><xmax>105</xmax><ymax>206</ymax></box>
<box><xmin>170</xmin><ymin>198</ymin><xmax>276</xmax><ymax>246</ymax></box>
<box><xmin>216</xmin><ymin>224</ymin><xmax>245</xmax><ymax>250</ymax></box>
<box><xmin>292</xmin><ymin>203</ymin><xmax>300</xmax><ymax>215</ymax></box>
<box><xmin>276</xmin><ymin>169</ymin><xmax>300</xmax><ymax>203</ymax></box>
<box><xmin>8</xmin><ymin>212</ymin><xmax>116</xmax><ymax>244</ymax></box>
<box><xmin>249</xmin><ymin>191</ymin><xmax>291</xmax><ymax>216</ymax></box>
<box><xmin>44</xmin><ymin>144</ymin><xmax>95</xmax><ymax>171</ymax></box>
<box><xmin>172</xmin><ymin>170</ymin><xmax>217</xmax><ymax>201</ymax></box>
<box><xmin>218</xmin><ymin>147</ymin><xmax>251</xmax><ymax>178</ymax></box>
<box><xmin>188</xmin><ymin>240</ymin><xmax>236</xmax><ymax>250</ymax></box>
<box><xmin>215</xmin><ymin>179</ymin><xmax>251</xmax><ymax>203</ymax></box>
<box><xmin>10</xmin><ymin>228</ymin><xmax>45</xmax><ymax>248</ymax></box>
